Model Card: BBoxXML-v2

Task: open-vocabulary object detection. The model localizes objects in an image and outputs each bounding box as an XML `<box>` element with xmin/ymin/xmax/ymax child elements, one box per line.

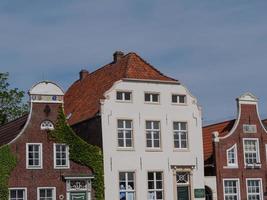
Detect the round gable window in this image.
<box><xmin>40</xmin><ymin>120</ymin><xmax>54</xmax><ymax>130</ymax></box>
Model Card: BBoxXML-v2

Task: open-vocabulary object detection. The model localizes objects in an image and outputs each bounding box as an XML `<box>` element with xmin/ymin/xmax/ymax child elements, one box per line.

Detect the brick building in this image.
<box><xmin>0</xmin><ymin>81</ymin><xmax>94</xmax><ymax>200</ymax></box>
<box><xmin>64</xmin><ymin>51</ymin><xmax>205</xmax><ymax>200</ymax></box>
<box><xmin>203</xmin><ymin>93</ymin><xmax>267</xmax><ymax>200</ymax></box>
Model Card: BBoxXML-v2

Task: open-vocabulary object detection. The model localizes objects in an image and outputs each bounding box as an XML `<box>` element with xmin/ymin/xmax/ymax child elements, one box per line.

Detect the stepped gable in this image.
<box><xmin>0</xmin><ymin>114</ymin><xmax>28</xmax><ymax>146</ymax></box>
<box><xmin>65</xmin><ymin>52</ymin><xmax>177</xmax><ymax>125</ymax></box>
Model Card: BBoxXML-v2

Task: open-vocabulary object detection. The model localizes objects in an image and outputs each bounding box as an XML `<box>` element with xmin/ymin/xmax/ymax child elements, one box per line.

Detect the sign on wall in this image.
<box><xmin>194</xmin><ymin>188</ymin><xmax>205</xmax><ymax>198</ymax></box>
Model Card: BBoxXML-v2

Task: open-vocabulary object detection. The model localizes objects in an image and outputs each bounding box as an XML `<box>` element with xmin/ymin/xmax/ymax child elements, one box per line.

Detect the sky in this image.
<box><xmin>1</xmin><ymin>0</ymin><xmax>267</xmax><ymax>125</ymax></box>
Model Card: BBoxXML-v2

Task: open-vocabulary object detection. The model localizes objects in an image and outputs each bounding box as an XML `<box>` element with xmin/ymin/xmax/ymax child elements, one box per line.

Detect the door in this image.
<box><xmin>177</xmin><ymin>186</ymin><xmax>190</xmax><ymax>200</ymax></box>
<box><xmin>70</xmin><ymin>192</ymin><xmax>87</xmax><ymax>200</ymax></box>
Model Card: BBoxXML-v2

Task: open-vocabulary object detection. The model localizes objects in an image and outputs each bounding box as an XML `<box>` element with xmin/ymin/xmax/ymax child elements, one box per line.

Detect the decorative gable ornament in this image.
<box><xmin>237</xmin><ymin>92</ymin><xmax>258</xmax><ymax>104</ymax></box>
<box><xmin>29</xmin><ymin>81</ymin><xmax>64</xmax><ymax>103</ymax></box>
<box><xmin>40</xmin><ymin>120</ymin><xmax>54</xmax><ymax>130</ymax></box>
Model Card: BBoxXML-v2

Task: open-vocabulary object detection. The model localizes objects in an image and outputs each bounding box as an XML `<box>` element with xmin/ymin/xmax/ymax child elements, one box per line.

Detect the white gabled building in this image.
<box><xmin>65</xmin><ymin>51</ymin><xmax>205</xmax><ymax>200</ymax></box>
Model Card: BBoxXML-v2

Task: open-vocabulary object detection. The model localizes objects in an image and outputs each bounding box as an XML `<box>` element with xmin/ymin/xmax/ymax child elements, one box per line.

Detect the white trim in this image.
<box><xmin>37</xmin><ymin>187</ymin><xmax>56</xmax><ymax>200</ymax></box>
<box><xmin>26</xmin><ymin>143</ymin><xmax>43</xmax><ymax>169</ymax></box>
<box><xmin>9</xmin><ymin>187</ymin><xmax>27</xmax><ymax>200</ymax></box>
<box><xmin>53</xmin><ymin>143</ymin><xmax>70</xmax><ymax>169</ymax></box>
<box><xmin>246</xmin><ymin>178</ymin><xmax>263</xmax><ymax>200</ymax></box>
<box><xmin>64</xmin><ymin>176</ymin><xmax>94</xmax><ymax>180</ymax></box>
<box><xmin>243</xmin><ymin>138</ymin><xmax>261</xmax><ymax>167</ymax></box>
<box><xmin>8</xmin><ymin>103</ymin><xmax>32</xmax><ymax>145</ymax></box>
<box><xmin>223</xmin><ymin>178</ymin><xmax>240</xmax><ymax>200</ymax></box>
<box><xmin>226</xmin><ymin>144</ymin><xmax>238</xmax><ymax>167</ymax></box>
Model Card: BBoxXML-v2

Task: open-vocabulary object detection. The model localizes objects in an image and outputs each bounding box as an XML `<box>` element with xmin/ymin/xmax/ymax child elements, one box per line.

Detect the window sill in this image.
<box><xmin>144</xmin><ymin>102</ymin><xmax>160</xmax><ymax>105</ymax></box>
<box><xmin>115</xmin><ymin>100</ymin><xmax>132</xmax><ymax>103</ymax></box>
<box><xmin>173</xmin><ymin>148</ymin><xmax>190</xmax><ymax>152</ymax></box>
<box><xmin>117</xmin><ymin>148</ymin><xmax>135</xmax><ymax>151</ymax></box>
<box><xmin>27</xmin><ymin>166</ymin><xmax>43</xmax><ymax>170</ymax></box>
<box><xmin>223</xmin><ymin>165</ymin><xmax>238</xmax><ymax>169</ymax></box>
<box><xmin>145</xmin><ymin>148</ymin><xmax>162</xmax><ymax>152</ymax></box>
<box><xmin>171</xmin><ymin>103</ymin><xmax>188</xmax><ymax>106</ymax></box>
<box><xmin>54</xmin><ymin>166</ymin><xmax>70</xmax><ymax>169</ymax></box>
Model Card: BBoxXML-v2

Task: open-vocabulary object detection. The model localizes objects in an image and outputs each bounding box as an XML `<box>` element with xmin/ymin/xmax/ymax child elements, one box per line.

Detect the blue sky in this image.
<box><xmin>1</xmin><ymin>0</ymin><xmax>267</xmax><ymax>125</ymax></box>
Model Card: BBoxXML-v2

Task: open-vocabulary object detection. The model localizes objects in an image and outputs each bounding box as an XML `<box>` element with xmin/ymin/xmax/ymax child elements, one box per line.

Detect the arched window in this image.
<box><xmin>205</xmin><ymin>186</ymin><xmax>213</xmax><ymax>200</ymax></box>
<box><xmin>40</xmin><ymin>120</ymin><xmax>54</xmax><ymax>130</ymax></box>
<box><xmin>227</xmin><ymin>144</ymin><xmax>238</xmax><ymax>167</ymax></box>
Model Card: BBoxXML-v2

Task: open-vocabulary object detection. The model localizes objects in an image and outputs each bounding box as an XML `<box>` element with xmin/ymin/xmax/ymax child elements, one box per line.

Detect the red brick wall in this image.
<box><xmin>8</xmin><ymin>102</ymin><xmax>93</xmax><ymax>199</ymax></box>
<box><xmin>215</xmin><ymin>104</ymin><xmax>267</xmax><ymax>200</ymax></box>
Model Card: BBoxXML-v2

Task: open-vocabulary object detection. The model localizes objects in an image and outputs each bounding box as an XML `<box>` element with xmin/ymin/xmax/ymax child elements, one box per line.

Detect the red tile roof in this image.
<box><xmin>64</xmin><ymin>52</ymin><xmax>177</xmax><ymax>125</ymax></box>
<box><xmin>0</xmin><ymin>114</ymin><xmax>28</xmax><ymax>146</ymax></box>
<box><xmin>203</xmin><ymin>119</ymin><xmax>267</xmax><ymax>162</ymax></box>
<box><xmin>202</xmin><ymin>119</ymin><xmax>235</xmax><ymax>162</ymax></box>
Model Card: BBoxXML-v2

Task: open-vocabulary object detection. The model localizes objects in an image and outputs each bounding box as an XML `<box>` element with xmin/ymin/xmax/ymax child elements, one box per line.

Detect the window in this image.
<box><xmin>117</xmin><ymin>120</ymin><xmax>133</xmax><ymax>148</ymax></box>
<box><xmin>145</xmin><ymin>93</ymin><xmax>159</xmax><ymax>103</ymax></box>
<box><xmin>40</xmin><ymin>120</ymin><xmax>54</xmax><ymax>130</ymax></box>
<box><xmin>38</xmin><ymin>187</ymin><xmax>56</xmax><ymax>200</ymax></box>
<box><xmin>26</xmin><ymin>143</ymin><xmax>42</xmax><ymax>169</ymax></box>
<box><xmin>223</xmin><ymin>179</ymin><xmax>240</xmax><ymax>200</ymax></box>
<box><xmin>146</xmin><ymin>121</ymin><xmax>161</xmax><ymax>149</ymax></box>
<box><xmin>246</xmin><ymin>179</ymin><xmax>262</xmax><ymax>200</ymax></box>
<box><xmin>54</xmin><ymin>144</ymin><xmax>69</xmax><ymax>168</ymax></box>
<box><xmin>117</xmin><ymin>91</ymin><xmax>132</xmax><ymax>102</ymax></box>
<box><xmin>243</xmin><ymin>124</ymin><xmax>257</xmax><ymax>133</ymax></box>
<box><xmin>173</xmin><ymin>122</ymin><xmax>188</xmax><ymax>149</ymax></box>
<box><xmin>148</xmin><ymin>172</ymin><xmax>164</xmax><ymax>200</ymax></box>
<box><xmin>243</xmin><ymin>139</ymin><xmax>260</xmax><ymax>165</ymax></box>
<box><xmin>227</xmin><ymin>144</ymin><xmax>237</xmax><ymax>166</ymax></box>
<box><xmin>9</xmin><ymin>188</ymin><xmax>27</xmax><ymax>200</ymax></box>
<box><xmin>172</xmin><ymin>94</ymin><xmax>186</xmax><ymax>104</ymax></box>
<box><xmin>119</xmin><ymin>172</ymin><xmax>135</xmax><ymax>200</ymax></box>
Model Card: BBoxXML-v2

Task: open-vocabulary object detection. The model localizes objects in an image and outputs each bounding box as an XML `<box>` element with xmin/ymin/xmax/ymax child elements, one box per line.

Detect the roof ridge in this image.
<box><xmin>127</xmin><ymin>52</ymin><xmax>178</xmax><ymax>81</ymax></box>
<box><xmin>203</xmin><ymin>119</ymin><xmax>235</xmax><ymax>128</ymax></box>
<box><xmin>0</xmin><ymin>114</ymin><xmax>29</xmax><ymax>128</ymax></box>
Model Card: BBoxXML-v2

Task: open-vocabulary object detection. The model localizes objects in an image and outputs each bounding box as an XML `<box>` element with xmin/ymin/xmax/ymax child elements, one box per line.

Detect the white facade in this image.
<box><xmin>101</xmin><ymin>79</ymin><xmax>205</xmax><ymax>200</ymax></box>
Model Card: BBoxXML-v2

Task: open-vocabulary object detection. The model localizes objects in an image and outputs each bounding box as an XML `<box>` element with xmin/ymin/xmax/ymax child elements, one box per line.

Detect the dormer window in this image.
<box><xmin>116</xmin><ymin>91</ymin><xmax>132</xmax><ymax>102</ymax></box>
<box><xmin>227</xmin><ymin>144</ymin><xmax>238</xmax><ymax>167</ymax></box>
<box><xmin>144</xmin><ymin>92</ymin><xmax>160</xmax><ymax>103</ymax></box>
<box><xmin>172</xmin><ymin>94</ymin><xmax>186</xmax><ymax>104</ymax></box>
<box><xmin>40</xmin><ymin>120</ymin><xmax>54</xmax><ymax>130</ymax></box>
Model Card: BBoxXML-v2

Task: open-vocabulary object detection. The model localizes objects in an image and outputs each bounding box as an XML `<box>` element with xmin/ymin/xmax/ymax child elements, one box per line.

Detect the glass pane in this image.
<box><xmin>117</xmin><ymin>92</ymin><xmax>123</xmax><ymax>100</ymax></box>
<box><xmin>145</xmin><ymin>93</ymin><xmax>150</xmax><ymax>101</ymax></box>
<box><xmin>173</xmin><ymin>122</ymin><xmax>178</xmax><ymax>130</ymax></box>
<box><xmin>181</xmin><ymin>122</ymin><xmax>187</xmax><ymax>130</ymax></box>
<box><xmin>10</xmin><ymin>190</ymin><xmax>17</xmax><ymax>198</ymax></box>
<box><xmin>172</xmin><ymin>95</ymin><xmax>178</xmax><ymax>103</ymax></box>
<box><xmin>152</xmin><ymin>94</ymin><xmax>159</xmax><ymax>102</ymax></box>
<box><xmin>156</xmin><ymin>191</ymin><xmax>163</xmax><ymax>199</ymax></box>
<box><xmin>124</xmin><ymin>92</ymin><xmax>131</xmax><ymax>100</ymax></box>
<box><xmin>148</xmin><ymin>172</ymin><xmax>154</xmax><ymax>180</ymax></box>
<box><xmin>154</xmin><ymin>140</ymin><xmax>160</xmax><ymax>147</ymax></box>
<box><xmin>153</xmin><ymin>122</ymin><xmax>159</xmax><ymax>129</ymax></box>
<box><xmin>125</xmin><ymin>120</ymin><xmax>132</xmax><ymax>128</ymax></box>
<box><xmin>118</xmin><ymin>120</ymin><xmax>123</xmax><ymax>128</ymax></box>
<box><xmin>128</xmin><ymin>172</ymin><xmax>134</xmax><ymax>181</ymax></box>
<box><xmin>126</xmin><ymin>139</ymin><xmax>132</xmax><ymax>147</ymax></box>
<box><xmin>146</xmin><ymin>121</ymin><xmax>152</xmax><ymax>129</ymax></box>
<box><xmin>148</xmin><ymin>181</ymin><xmax>154</xmax><ymax>189</ymax></box>
<box><xmin>179</xmin><ymin>95</ymin><xmax>186</xmax><ymax>103</ymax></box>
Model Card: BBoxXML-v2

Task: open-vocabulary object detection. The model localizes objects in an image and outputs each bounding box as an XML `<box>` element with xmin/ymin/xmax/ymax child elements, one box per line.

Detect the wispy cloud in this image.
<box><xmin>1</xmin><ymin>0</ymin><xmax>267</xmax><ymax>124</ymax></box>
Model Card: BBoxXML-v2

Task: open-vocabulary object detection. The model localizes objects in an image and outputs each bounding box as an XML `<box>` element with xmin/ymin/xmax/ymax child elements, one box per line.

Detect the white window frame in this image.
<box><xmin>223</xmin><ymin>178</ymin><xmax>240</xmax><ymax>200</ymax></box>
<box><xmin>26</xmin><ymin>143</ymin><xmax>43</xmax><ymax>169</ymax></box>
<box><xmin>171</xmin><ymin>94</ymin><xmax>187</xmax><ymax>105</ymax></box>
<box><xmin>246</xmin><ymin>178</ymin><xmax>263</xmax><ymax>200</ymax></box>
<box><xmin>145</xmin><ymin>121</ymin><xmax>161</xmax><ymax>149</ymax></box>
<box><xmin>226</xmin><ymin>144</ymin><xmax>238</xmax><ymax>167</ymax></box>
<box><xmin>37</xmin><ymin>187</ymin><xmax>56</xmax><ymax>200</ymax></box>
<box><xmin>53</xmin><ymin>143</ymin><xmax>70</xmax><ymax>169</ymax></box>
<box><xmin>173</xmin><ymin>121</ymin><xmax>188</xmax><ymax>150</ymax></box>
<box><xmin>40</xmin><ymin>120</ymin><xmax>54</xmax><ymax>130</ymax></box>
<box><xmin>116</xmin><ymin>91</ymin><xmax>132</xmax><ymax>102</ymax></box>
<box><xmin>144</xmin><ymin>92</ymin><xmax>160</xmax><ymax>104</ymax></box>
<box><xmin>119</xmin><ymin>171</ymin><xmax>136</xmax><ymax>200</ymax></box>
<box><xmin>147</xmin><ymin>171</ymin><xmax>164</xmax><ymax>200</ymax></box>
<box><xmin>9</xmin><ymin>187</ymin><xmax>27</xmax><ymax>200</ymax></box>
<box><xmin>243</xmin><ymin>124</ymin><xmax>257</xmax><ymax>133</ymax></box>
<box><xmin>117</xmin><ymin>119</ymin><xmax>134</xmax><ymax>149</ymax></box>
<box><xmin>243</xmin><ymin>138</ymin><xmax>260</xmax><ymax>166</ymax></box>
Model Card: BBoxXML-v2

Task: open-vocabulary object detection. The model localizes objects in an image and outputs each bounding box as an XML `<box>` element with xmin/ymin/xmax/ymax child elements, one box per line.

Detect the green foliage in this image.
<box><xmin>0</xmin><ymin>72</ymin><xmax>28</xmax><ymax>125</ymax></box>
<box><xmin>0</xmin><ymin>145</ymin><xmax>17</xmax><ymax>200</ymax></box>
<box><xmin>50</xmin><ymin>108</ymin><xmax>104</xmax><ymax>200</ymax></box>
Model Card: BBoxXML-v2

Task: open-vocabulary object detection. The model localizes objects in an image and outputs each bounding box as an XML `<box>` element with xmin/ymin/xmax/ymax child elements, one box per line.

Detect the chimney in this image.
<box><xmin>113</xmin><ymin>51</ymin><xmax>124</xmax><ymax>63</ymax></box>
<box><xmin>79</xmin><ymin>69</ymin><xmax>89</xmax><ymax>80</ymax></box>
